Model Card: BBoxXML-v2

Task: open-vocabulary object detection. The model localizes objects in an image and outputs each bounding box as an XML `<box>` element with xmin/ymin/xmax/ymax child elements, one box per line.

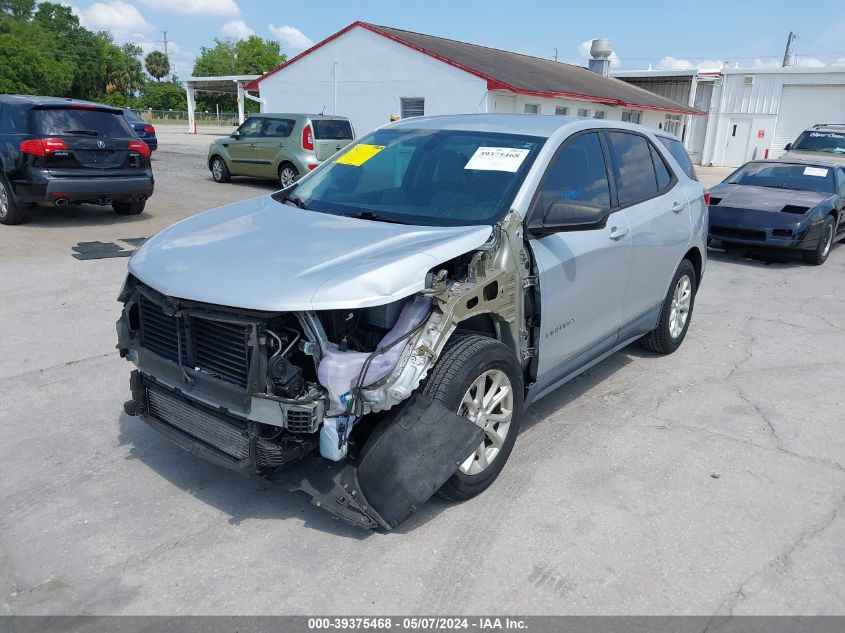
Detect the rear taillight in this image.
<box><xmin>143</xmin><ymin>125</ymin><xmax>155</xmax><ymax>134</ymax></box>
<box><xmin>302</xmin><ymin>124</ymin><xmax>314</xmax><ymax>151</ymax></box>
<box><xmin>20</xmin><ymin>138</ymin><xmax>68</xmax><ymax>156</ymax></box>
<box><xmin>129</xmin><ymin>140</ymin><xmax>151</xmax><ymax>157</ymax></box>
<box><xmin>703</xmin><ymin>192</ymin><xmax>711</xmax><ymax>207</ymax></box>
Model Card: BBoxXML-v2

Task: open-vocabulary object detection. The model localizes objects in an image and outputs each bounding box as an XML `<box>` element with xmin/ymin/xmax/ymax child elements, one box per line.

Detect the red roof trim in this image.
<box><xmin>248</xmin><ymin>21</ymin><xmax>703</xmax><ymax>116</ymax></box>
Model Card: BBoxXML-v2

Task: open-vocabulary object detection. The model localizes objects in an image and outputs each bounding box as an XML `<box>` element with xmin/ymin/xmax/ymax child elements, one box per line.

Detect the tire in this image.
<box><xmin>802</xmin><ymin>215</ymin><xmax>835</xmax><ymax>265</ymax></box>
<box><xmin>422</xmin><ymin>334</ymin><xmax>524</xmax><ymax>501</ymax></box>
<box><xmin>0</xmin><ymin>176</ymin><xmax>29</xmax><ymax>225</ymax></box>
<box><xmin>639</xmin><ymin>259</ymin><xmax>697</xmax><ymax>355</ymax></box>
<box><xmin>210</xmin><ymin>156</ymin><xmax>230</xmax><ymax>183</ymax></box>
<box><xmin>113</xmin><ymin>200</ymin><xmax>146</xmax><ymax>215</ymax></box>
<box><xmin>278</xmin><ymin>163</ymin><xmax>299</xmax><ymax>189</ymax></box>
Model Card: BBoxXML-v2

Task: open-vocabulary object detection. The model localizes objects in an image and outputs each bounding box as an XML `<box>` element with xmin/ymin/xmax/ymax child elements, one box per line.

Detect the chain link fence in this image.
<box><xmin>127</xmin><ymin>109</ymin><xmax>243</xmax><ymax>126</ymax></box>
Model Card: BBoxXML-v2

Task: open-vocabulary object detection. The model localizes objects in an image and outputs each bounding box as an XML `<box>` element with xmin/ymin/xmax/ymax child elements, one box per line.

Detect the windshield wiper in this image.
<box><xmin>284</xmin><ymin>194</ymin><xmax>310</xmax><ymax>210</ymax></box>
<box><xmin>345</xmin><ymin>211</ymin><xmax>420</xmax><ymax>225</ymax></box>
<box><xmin>62</xmin><ymin>129</ymin><xmax>99</xmax><ymax>136</ymax></box>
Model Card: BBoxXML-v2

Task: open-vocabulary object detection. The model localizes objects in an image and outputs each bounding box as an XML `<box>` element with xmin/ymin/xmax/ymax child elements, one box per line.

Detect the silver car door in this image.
<box><xmin>604</xmin><ymin>131</ymin><xmax>692</xmax><ymax>322</ymax></box>
<box><xmin>528</xmin><ymin>131</ymin><xmax>632</xmax><ymax>379</ymax></box>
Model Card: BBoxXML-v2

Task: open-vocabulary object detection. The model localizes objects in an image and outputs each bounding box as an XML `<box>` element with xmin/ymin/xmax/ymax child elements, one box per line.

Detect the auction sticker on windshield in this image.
<box><xmin>804</xmin><ymin>166</ymin><xmax>829</xmax><ymax>177</ymax></box>
<box><xmin>464</xmin><ymin>147</ymin><xmax>530</xmax><ymax>172</ymax></box>
<box><xmin>336</xmin><ymin>144</ymin><xmax>385</xmax><ymax>167</ymax></box>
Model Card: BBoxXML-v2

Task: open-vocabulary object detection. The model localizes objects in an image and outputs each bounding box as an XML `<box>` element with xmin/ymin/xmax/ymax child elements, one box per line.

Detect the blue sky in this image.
<box><xmin>67</xmin><ymin>0</ymin><xmax>845</xmax><ymax>77</ymax></box>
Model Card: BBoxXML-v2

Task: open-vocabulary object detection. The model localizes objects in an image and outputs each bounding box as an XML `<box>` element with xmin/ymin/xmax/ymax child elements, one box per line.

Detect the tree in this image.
<box><xmin>138</xmin><ymin>79</ymin><xmax>186</xmax><ymax>110</ymax></box>
<box><xmin>104</xmin><ymin>43</ymin><xmax>145</xmax><ymax>95</ymax></box>
<box><xmin>145</xmin><ymin>50</ymin><xmax>170</xmax><ymax>81</ymax></box>
<box><xmin>192</xmin><ymin>36</ymin><xmax>284</xmax><ymax>114</ymax></box>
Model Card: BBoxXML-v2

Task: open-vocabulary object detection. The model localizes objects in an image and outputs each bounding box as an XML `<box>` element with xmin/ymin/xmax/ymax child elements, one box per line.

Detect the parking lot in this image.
<box><xmin>1</xmin><ymin>125</ymin><xmax>843</xmax><ymax>615</ymax></box>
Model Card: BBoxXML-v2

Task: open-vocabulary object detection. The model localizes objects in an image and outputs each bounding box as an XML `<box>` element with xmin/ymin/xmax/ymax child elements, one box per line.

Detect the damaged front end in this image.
<box><xmin>117</xmin><ymin>212</ymin><xmax>532</xmax><ymax>529</ymax></box>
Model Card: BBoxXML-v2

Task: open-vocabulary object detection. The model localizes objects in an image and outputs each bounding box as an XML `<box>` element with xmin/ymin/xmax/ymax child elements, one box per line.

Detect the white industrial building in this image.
<box><xmin>245</xmin><ymin>22</ymin><xmax>700</xmax><ymax>137</ymax></box>
<box><xmin>614</xmin><ymin>66</ymin><xmax>845</xmax><ymax>166</ymax></box>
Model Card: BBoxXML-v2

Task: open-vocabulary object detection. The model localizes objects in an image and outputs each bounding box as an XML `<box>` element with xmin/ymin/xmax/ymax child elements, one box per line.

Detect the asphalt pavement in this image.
<box><xmin>0</xmin><ymin>126</ymin><xmax>841</xmax><ymax>616</ymax></box>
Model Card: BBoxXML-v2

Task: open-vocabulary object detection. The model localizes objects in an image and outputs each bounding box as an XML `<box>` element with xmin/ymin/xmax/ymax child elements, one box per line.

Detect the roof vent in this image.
<box><xmin>588</xmin><ymin>39</ymin><xmax>613</xmax><ymax>77</ymax></box>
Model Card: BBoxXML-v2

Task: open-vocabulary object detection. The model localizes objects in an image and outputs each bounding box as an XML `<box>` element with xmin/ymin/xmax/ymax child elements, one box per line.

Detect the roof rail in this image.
<box><xmin>811</xmin><ymin>123</ymin><xmax>845</xmax><ymax>129</ymax></box>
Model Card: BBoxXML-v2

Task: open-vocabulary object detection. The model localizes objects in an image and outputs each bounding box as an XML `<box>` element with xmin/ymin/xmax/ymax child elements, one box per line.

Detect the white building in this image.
<box><xmin>246</xmin><ymin>22</ymin><xmax>700</xmax><ymax>137</ymax></box>
<box><xmin>614</xmin><ymin>66</ymin><xmax>845</xmax><ymax>166</ymax></box>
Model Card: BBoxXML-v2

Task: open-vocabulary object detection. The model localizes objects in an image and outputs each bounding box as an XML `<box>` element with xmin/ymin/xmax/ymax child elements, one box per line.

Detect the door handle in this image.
<box><xmin>672</xmin><ymin>201</ymin><xmax>685</xmax><ymax>213</ymax></box>
<box><xmin>609</xmin><ymin>226</ymin><xmax>629</xmax><ymax>240</ymax></box>
<box><xmin>248</xmin><ymin>143</ymin><xmax>256</xmax><ymax>148</ymax></box>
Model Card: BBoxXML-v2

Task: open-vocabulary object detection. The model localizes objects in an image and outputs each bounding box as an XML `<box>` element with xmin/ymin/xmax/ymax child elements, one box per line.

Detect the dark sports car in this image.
<box><xmin>708</xmin><ymin>160</ymin><xmax>845</xmax><ymax>265</ymax></box>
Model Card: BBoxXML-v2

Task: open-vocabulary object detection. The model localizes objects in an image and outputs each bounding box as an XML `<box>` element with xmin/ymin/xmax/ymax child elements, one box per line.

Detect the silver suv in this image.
<box><xmin>783</xmin><ymin>124</ymin><xmax>845</xmax><ymax>166</ymax></box>
<box><xmin>119</xmin><ymin>115</ymin><xmax>707</xmax><ymax>530</ymax></box>
<box><xmin>208</xmin><ymin>113</ymin><xmax>355</xmax><ymax>188</ymax></box>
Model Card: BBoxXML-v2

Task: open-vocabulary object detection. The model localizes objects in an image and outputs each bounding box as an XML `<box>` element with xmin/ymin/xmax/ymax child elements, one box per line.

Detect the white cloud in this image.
<box><xmin>74</xmin><ymin>0</ymin><xmax>149</xmax><ymax>32</ymax></box>
<box><xmin>656</xmin><ymin>56</ymin><xmax>724</xmax><ymax>71</ymax></box>
<box><xmin>834</xmin><ymin>57</ymin><xmax>845</xmax><ymax>67</ymax></box>
<box><xmin>221</xmin><ymin>20</ymin><xmax>254</xmax><ymax>40</ymax></box>
<box><xmin>577</xmin><ymin>40</ymin><xmax>620</xmax><ymax>68</ymax></box>
<box><xmin>138</xmin><ymin>0</ymin><xmax>239</xmax><ymax>17</ymax></box>
<box><xmin>268</xmin><ymin>24</ymin><xmax>314</xmax><ymax>52</ymax></box>
<box><xmin>794</xmin><ymin>56</ymin><xmax>826</xmax><ymax>67</ymax></box>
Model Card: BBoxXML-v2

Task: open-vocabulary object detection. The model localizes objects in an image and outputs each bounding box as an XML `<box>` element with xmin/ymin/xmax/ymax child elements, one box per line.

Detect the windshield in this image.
<box><xmin>792</xmin><ymin>130</ymin><xmax>845</xmax><ymax>154</ymax></box>
<box><xmin>726</xmin><ymin>162</ymin><xmax>836</xmax><ymax>195</ymax></box>
<box><xmin>32</xmin><ymin>108</ymin><xmax>134</xmax><ymax>137</ymax></box>
<box><xmin>275</xmin><ymin>127</ymin><xmax>545</xmax><ymax>226</ymax></box>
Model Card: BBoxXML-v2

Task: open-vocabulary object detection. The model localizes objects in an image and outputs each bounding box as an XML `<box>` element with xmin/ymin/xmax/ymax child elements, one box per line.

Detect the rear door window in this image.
<box><xmin>31</xmin><ymin>108</ymin><xmax>133</xmax><ymax>137</ymax></box>
<box><xmin>650</xmin><ymin>144</ymin><xmax>673</xmax><ymax>191</ymax></box>
<box><xmin>313</xmin><ymin>119</ymin><xmax>353</xmax><ymax>140</ymax></box>
<box><xmin>264</xmin><ymin>118</ymin><xmax>295</xmax><ymax>137</ymax></box>
<box><xmin>606</xmin><ymin>132</ymin><xmax>659</xmax><ymax>206</ymax></box>
<box><xmin>532</xmin><ymin>132</ymin><xmax>611</xmax><ymax>216</ymax></box>
<box><xmin>657</xmin><ymin>135</ymin><xmax>697</xmax><ymax>180</ymax></box>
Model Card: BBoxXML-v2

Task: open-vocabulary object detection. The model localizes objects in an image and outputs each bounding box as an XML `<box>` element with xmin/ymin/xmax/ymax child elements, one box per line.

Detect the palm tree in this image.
<box><xmin>145</xmin><ymin>51</ymin><xmax>170</xmax><ymax>82</ymax></box>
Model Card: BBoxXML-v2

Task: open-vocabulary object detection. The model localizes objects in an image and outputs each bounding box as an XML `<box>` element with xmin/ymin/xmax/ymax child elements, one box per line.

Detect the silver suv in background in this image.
<box><xmin>783</xmin><ymin>124</ymin><xmax>845</xmax><ymax>166</ymax></box>
<box><xmin>208</xmin><ymin>113</ymin><xmax>355</xmax><ymax>188</ymax></box>
<box><xmin>120</xmin><ymin>115</ymin><xmax>707</xmax><ymax>530</ymax></box>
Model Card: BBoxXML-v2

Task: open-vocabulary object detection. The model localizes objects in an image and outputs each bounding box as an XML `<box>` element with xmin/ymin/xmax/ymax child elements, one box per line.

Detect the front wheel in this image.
<box><xmin>210</xmin><ymin>156</ymin><xmax>230</xmax><ymax>183</ymax></box>
<box><xmin>639</xmin><ymin>259</ymin><xmax>697</xmax><ymax>354</ymax></box>
<box><xmin>422</xmin><ymin>334</ymin><xmax>524</xmax><ymax>501</ymax></box>
<box><xmin>802</xmin><ymin>216</ymin><xmax>835</xmax><ymax>265</ymax></box>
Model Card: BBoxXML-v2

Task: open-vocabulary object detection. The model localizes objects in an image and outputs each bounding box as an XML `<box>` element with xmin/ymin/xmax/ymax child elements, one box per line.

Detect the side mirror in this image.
<box><xmin>230</xmin><ymin>131</ymin><xmax>241</xmax><ymax>139</ymax></box>
<box><xmin>784</xmin><ymin>143</ymin><xmax>792</xmax><ymax>151</ymax></box>
<box><xmin>528</xmin><ymin>201</ymin><xmax>610</xmax><ymax>237</ymax></box>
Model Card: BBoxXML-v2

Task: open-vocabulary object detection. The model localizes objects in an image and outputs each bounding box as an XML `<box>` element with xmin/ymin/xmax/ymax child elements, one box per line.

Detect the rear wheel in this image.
<box><xmin>0</xmin><ymin>177</ymin><xmax>28</xmax><ymax>225</ymax></box>
<box><xmin>278</xmin><ymin>163</ymin><xmax>299</xmax><ymax>188</ymax></box>
<box><xmin>210</xmin><ymin>156</ymin><xmax>230</xmax><ymax>183</ymax></box>
<box><xmin>422</xmin><ymin>334</ymin><xmax>524</xmax><ymax>501</ymax></box>
<box><xmin>113</xmin><ymin>200</ymin><xmax>146</xmax><ymax>215</ymax></box>
<box><xmin>640</xmin><ymin>259</ymin><xmax>697</xmax><ymax>354</ymax></box>
<box><xmin>802</xmin><ymin>216</ymin><xmax>835</xmax><ymax>265</ymax></box>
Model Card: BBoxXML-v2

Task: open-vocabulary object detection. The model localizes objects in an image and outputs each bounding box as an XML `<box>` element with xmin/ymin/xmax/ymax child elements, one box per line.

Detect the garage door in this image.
<box><xmin>772</xmin><ymin>84</ymin><xmax>845</xmax><ymax>157</ymax></box>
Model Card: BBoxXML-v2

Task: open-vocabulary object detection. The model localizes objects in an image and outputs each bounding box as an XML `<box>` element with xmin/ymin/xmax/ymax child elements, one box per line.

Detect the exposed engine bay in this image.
<box><xmin>117</xmin><ymin>212</ymin><xmax>533</xmax><ymax>529</ymax></box>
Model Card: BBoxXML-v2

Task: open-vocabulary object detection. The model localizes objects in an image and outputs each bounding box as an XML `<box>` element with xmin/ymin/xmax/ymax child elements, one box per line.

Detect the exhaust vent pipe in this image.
<box><xmin>588</xmin><ymin>39</ymin><xmax>613</xmax><ymax>76</ymax></box>
<box><xmin>136</xmin><ymin>194</ymin><xmax>147</xmax><ymax>203</ymax></box>
<box><xmin>55</xmin><ymin>198</ymin><xmax>69</xmax><ymax>207</ymax></box>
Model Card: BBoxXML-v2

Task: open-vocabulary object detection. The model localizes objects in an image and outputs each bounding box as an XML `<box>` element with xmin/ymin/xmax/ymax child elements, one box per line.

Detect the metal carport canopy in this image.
<box><xmin>184</xmin><ymin>75</ymin><xmax>260</xmax><ymax>133</ymax></box>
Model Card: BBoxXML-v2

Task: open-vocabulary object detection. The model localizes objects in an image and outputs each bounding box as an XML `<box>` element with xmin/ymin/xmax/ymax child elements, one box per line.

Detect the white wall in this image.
<box><xmin>703</xmin><ymin>69</ymin><xmax>845</xmax><ymax>166</ymax></box>
<box><xmin>257</xmin><ymin>26</ymin><xmax>488</xmax><ymax>136</ymax></box>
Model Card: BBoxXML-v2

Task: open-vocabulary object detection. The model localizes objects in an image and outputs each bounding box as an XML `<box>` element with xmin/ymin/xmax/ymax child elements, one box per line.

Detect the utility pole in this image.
<box><xmin>553</xmin><ymin>48</ymin><xmax>558</xmax><ymax>62</ymax></box>
<box><xmin>782</xmin><ymin>31</ymin><xmax>795</xmax><ymax>67</ymax></box>
<box><xmin>161</xmin><ymin>30</ymin><xmax>169</xmax><ymax>58</ymax></box>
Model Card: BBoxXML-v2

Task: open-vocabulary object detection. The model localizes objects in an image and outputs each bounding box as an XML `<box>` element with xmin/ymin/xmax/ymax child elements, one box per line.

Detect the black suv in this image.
<box><xmin>0</xmin><ymin>95</ymin><xmax>154</xmax><ymax>225</ymax></box>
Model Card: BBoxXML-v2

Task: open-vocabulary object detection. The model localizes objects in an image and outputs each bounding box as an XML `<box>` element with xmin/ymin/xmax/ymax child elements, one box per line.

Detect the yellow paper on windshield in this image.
<box><xmin>337</xmin><ymin>143</ymin><xmax>385</xmax><ymax>167</ymax></box>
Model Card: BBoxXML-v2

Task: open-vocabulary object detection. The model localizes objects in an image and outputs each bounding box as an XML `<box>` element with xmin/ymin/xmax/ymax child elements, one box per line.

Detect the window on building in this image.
<box><xmin>621</xmin><ymin>110</ymin><xmax>642</xmax><ymax>124</ymax></box>
<box><xmin>554</xmin><ymin>106</ymin><xmax>569</xmax><ymax>116</ymax></box>
<box><xmin>532</xmin><ymin>132</ymin><xmax>611</xmax><ymax>216</ymax></box>
<box><xmin>663</xmin><ymin>114</ymin><xmax>681</xmax><ymax>136</ymax></box>
<box><xmin>524</xmin><ymin>104</ymin><xmax>540</xmax><ymax>114</ymax></box>
<box><xmin>400</xmin><ymin>98</ymin><xmax>425</xmax><ymax>119</ymax></box>
<box><xmin>605</xmin><ymin>131</ymin><xmax>660</xmax><ymax>207</ymax></box>
<box><xmin>593</xmin><ymin>110</ymin><xmax>606</xmax><ymax>120</ymax></box>
<box><xmin>577</xmin><ymin>108</ymin><xmax>590</xmax><ymax>117</ymax></box>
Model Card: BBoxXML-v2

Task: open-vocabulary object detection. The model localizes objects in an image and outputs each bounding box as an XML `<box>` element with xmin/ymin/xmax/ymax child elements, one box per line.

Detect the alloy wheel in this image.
<box><xmin>211</xmin><ymin>159</ymin><xmax>224</xmax><ymax>181</ymax></box>
<box><xmin>669</xmin><ymin>274</ymin><xmax>692</xmax><ymax>339</ymax></box>
<box><xmin>0</xmin><ymin>181</ymin><xmax>8</xmax><ymax>219</ymax></box>
<box><xmin>457</xmin><ymin>369</ymin><xmax>514</xmax><ymax>475</ymax></box>
<box><xmin>822</xmin><ymin>224</ymin><xmax>834</xmax><ymax>258</ymax></box>
<box><xmin>279</xmin><ymin>166</ymin><xmax>297</xmax><ymax>188</ymax></box>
